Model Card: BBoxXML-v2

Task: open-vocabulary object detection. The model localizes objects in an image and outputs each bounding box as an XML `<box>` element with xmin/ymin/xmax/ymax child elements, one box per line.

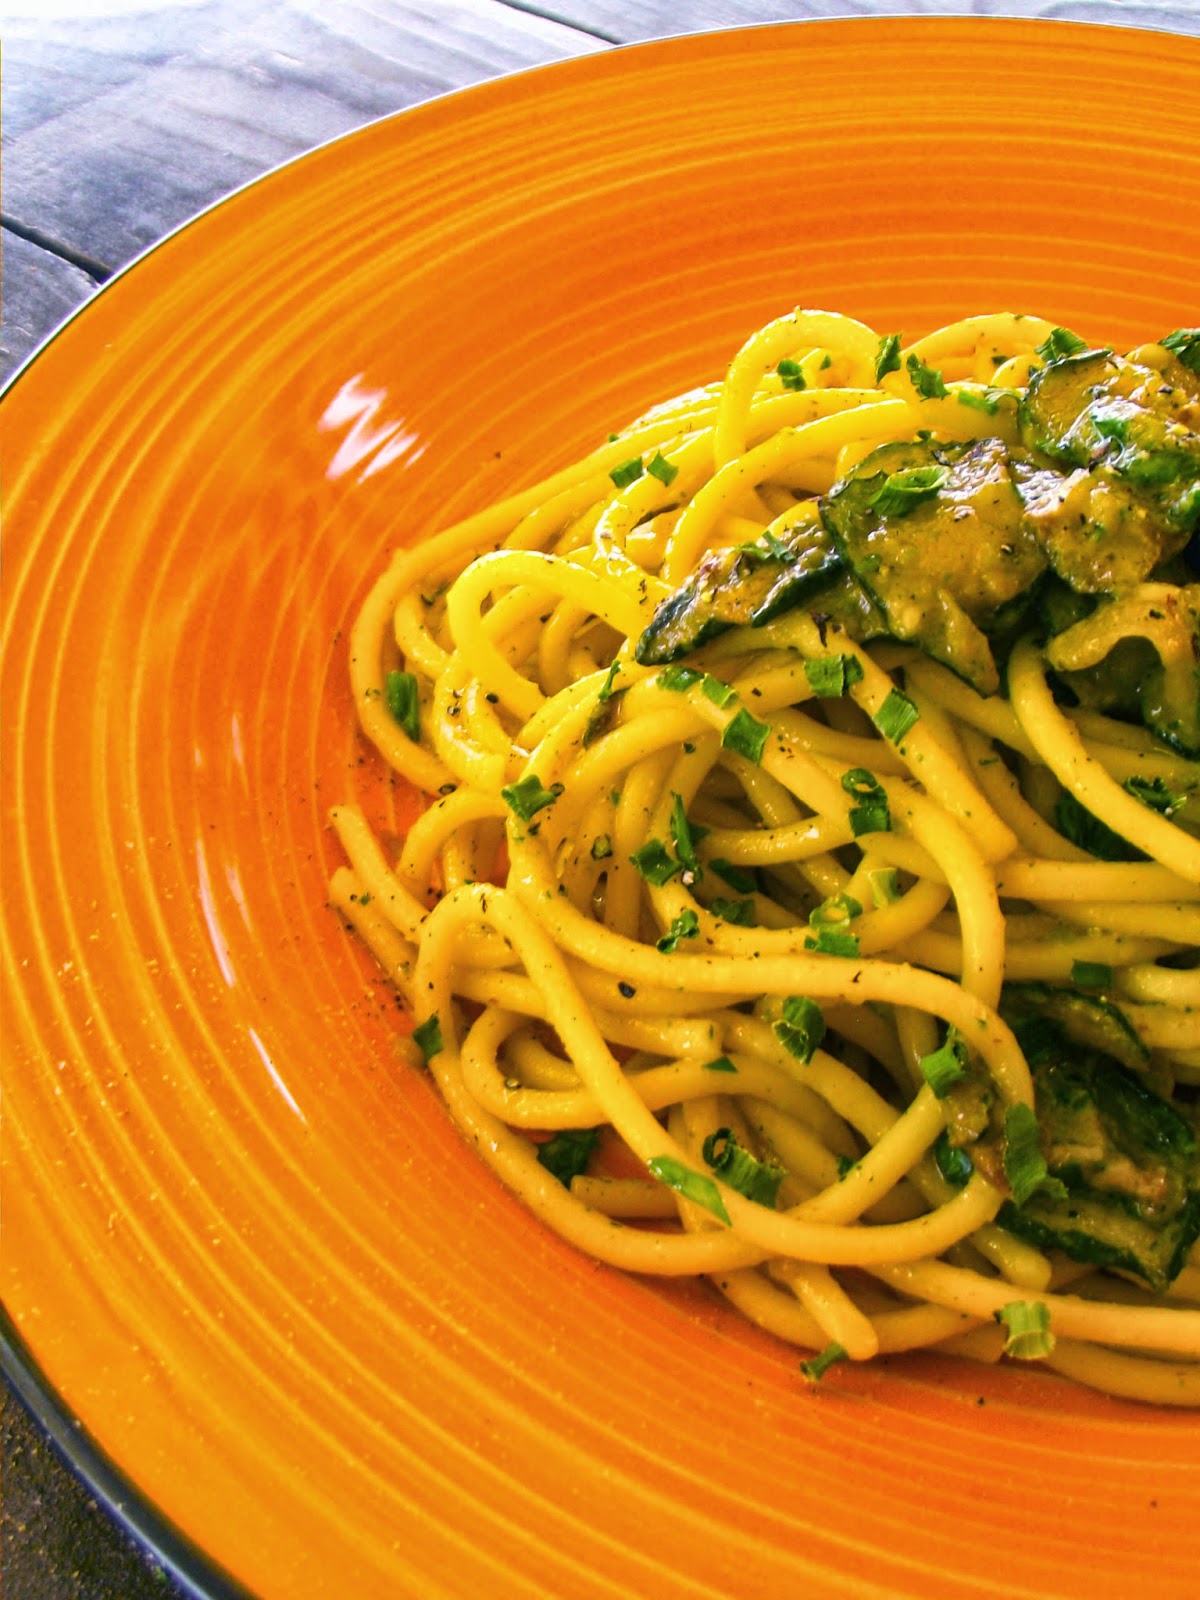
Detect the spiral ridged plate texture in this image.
<box><xmin>3</xmin><ymin>19</ymin><xmax>1199</xmax><ymax>1599</ymax></box>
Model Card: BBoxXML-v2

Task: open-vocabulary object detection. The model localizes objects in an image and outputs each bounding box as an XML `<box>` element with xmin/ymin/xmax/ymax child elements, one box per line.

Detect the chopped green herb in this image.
<box><xmin>905</xmin><ymin>353</ymin><xmax>949</xmax><ymax>399</ymax></box>
<box><xmin>1004</xmin><ymin>1102</ymin><xmax>1067</xmax><ymax>1209</ymax></box>
<box><xmin>609</xmin><ymin>456</ymin><xmax>644</xmax><ymax>489</ymax></box>
<box><xmin>591</xmin><ymin>834</ymin><xmax>614</xmax><ymax>860</ymax></box>
<box><xmin>1071</xmin><ymin>959</ymin><xmax>1113</xmax><ymax>991</ymax></box>
<box><xmin>704</xmin><ymin>1055</ymin><xmax>738</xmax><ymax>1074</ymax></box>
<box><xmin>933</xmin><ymin>1129</ymin><xmax>973</xmax><ymax>1187</ymax></box>
<box><xmin>501</xmin><ymin>773</ymin><xmax>563</xmax><ymax>821</ymax></box>
<box><xmin>411</xmin><ymin>1014</ymin><xmax>443</xmax><ymax>1062</ymax></box>
<box><xmin>803</xmin><ymin>928</ymin><xmax>859</xmax><ymax>957</ymax></box>
<box><xmin>1035</xmin><ymin>326</ymin><xmax>1089</xmax><ymax>363</ymax></box>
<box><xmin>597</xmin><ymin>661</ymin><xmax>621</xmax><ymax>702</ymax></box>
<box><xmin>721</xmin><ymin>707</ymin><xmax>770</xmax><ymax>763</ymax></box>
<box><xmin>702</xmin><ymin>1127</ymin><xmax>785</xmax><ymax>1207</ymax></box>
<box><xmin>868</xmin><ymin>464</ymin><xmax>949</xmax><ymax>517</ymax></box>
<box><xmin>657</xmin><ymin>908</ymin><xmax>700</xmax><ymax>953</ymax></box>
<box><xmin>630</xmin><ymin>839</ymin><xmax>681</xmax><ymax>885</ymax></box>
<box><xmin>874</xmin><ymin>333</ymin><xmax>902</xmax><ymax>382</ymax></box>
<box><xmin>1124</xmin><ymin>774</ymin><xmax>1187</xmax><ymax>818</ymax></box>
<box><xmin>384</xmin><ymin>669</ymin><xmax>420</xmax><ymax>740</ymax></box>
<box><xmin>700</xmin><ymin>674</ymin><xmax>738</xmax><ymax>708</ymax></box>
<box><xmin>669</xmin><ymin>793</ymin><xmax>707</xmax><ymax>876</ymax></box>
<box><xmin>867</xmin><ymin>866</ymin><xmax>901</xmax><ymax>907</ymax></box>
<box><xmin>710</xmin><ymin>896</ymin><xmax>756</xmax><ymax>926</ymax></box>
<box><xmin>808</xmin><ymin>893</ymin><xmax>862</xmax><ymax>929</ymax></box>
<box><xmin>955</xmin><ymin>386</ymin><xmax>1015</xmax><ymax>415</ymax></box>
<box><xmin>803</xmin><ymin>653</ymin><xmax>864</xmax><ymax>698</ymax></box>
<box><xmin>710</xmin><ymin>858</ymin><xmax>757</xmax><ymax>894</ymax></box>
<box><xmin>774</xmin><ymin>995</ymin><xmax>826</xmax><ymax>1062</ymax></box>
<box><xmin>658</xmin><ymin>664</ymin><xmax>703</xmax><ymax>692</ymax></box>
<box><xmin>919</xmin><ymin>1029</ymin><xmax>969</xmax><ymax>1098</ymax></box>
<box><xmin>647</xmin><ymin>1156</ymin><xmax>730</xmax><ymax>1224</ymax></box>
<box><xmin>536</xmin><ymin>1127</ymin><xmax>600</xmax><ymax>1187</ymax></box>
<box><xmin>1162</xmin><ymin>327</ymin><xmax>1200</xmax><ymax>374</ymax></box>
<box><xmin>841</xmin><ymin>766</ymin><xmax>890</xmax><ymax>836</ymax></box>
<box><xmin>994</xmin><ymin>1300</ymin><xmax>1055</xmax><ymax>1360</ymax></box>
<box><xmin>776</xmin><ymin>357</ymin><xmax>807</xmax><ymax>391</ymax></box>
<box><xmin>800</xmin><ymin>1342</ymin><xmax>847</xmax><ymax>1382</ymax></box>
<box><xmin>873</xmin><ymin>688</ymin><xmax>920</xmax><ymax>744</ymax></box>
<box><xmin>646</xmin><ymin>450</ymin><xmax>679</xmax><ymax>486</ymax></box>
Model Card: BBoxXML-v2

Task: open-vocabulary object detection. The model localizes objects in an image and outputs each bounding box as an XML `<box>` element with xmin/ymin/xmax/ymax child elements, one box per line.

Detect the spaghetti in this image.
<box><xmin>331</xmin><ymin>310</ymin><xmax>1200</xmax><ymax>1404</ymax></box>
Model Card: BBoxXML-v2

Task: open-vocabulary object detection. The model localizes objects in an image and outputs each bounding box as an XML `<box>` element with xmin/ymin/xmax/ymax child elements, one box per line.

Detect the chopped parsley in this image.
<box><xmin>803</xmin><ymin>653</ymin><xmax>864</xmax><ymax>698</ymax></box>
<box><xmin>994</xmin><ymin>1300</ymin><xmax>1055</xmax><ymax>1360</ymax></box>
<box><xmin>800</xmin><ymin>1342</ymin><xmax>847</xmax><ymax>1382</ymax></box>
<box><xmin>721</xmin><ymin>707</ymin><xmax>770</xmax><ymax>763</ymax></box>
<box><xmin>919</xmin><ymin>1029</ymin><xmax>969</xmax><ymax>1099</ymax></box>
<box><xmin>411</xmin><ymin>1014</ymin><xmax>444</xmax><ymax>1062</ymax></box>
<box><xmin>384</xmin><ymin>669</ymin><xmax>420</xmax><ymax>740</ymax></box>
<box><xmin>1035</xmin><ymin>326</ymin><xmax>1089</xmax><ymax>363</ymax></box>
<box><xmin>669</xmin><ymin>793</ymin><xmax>707</xmax><ymax>876</ymax></box>
<box><xmin>955</xmin><ymin>386</ymin><xmax>1014</xmax><ymax>415</ymax></box>
<box><xmin>657</xmin><ymin>907</ymin><xmax>700</xmax><ymax>953</ymax></box>
<box><xmin>1162</xmin><ymin>327</ymin><xmax>1200</xmax><ymax>374</ymax></box>
<box><xmin>776</xmin><ymin>357</ymin><xmax>807</xmax><ymax>391</ymax></box>
<box><xmin>868</xmin><ymin>464</ymin><xmax>949</xmax><ymax>517</ymax></box>
<box><xmin>905</xmin><ymin>353</ymin><xmax>949</xmax><ymax>400</ymax></box>
<box><xmin>874</xmin><ymin>333</ymin><xmax>902</xmax><ymax>382</ymax></box>
<box><xmin>501</xmin><ymin>773</ymin><xmax>563</xmax><ymax>821</ymax></box>
<box><xmin>536</xmin><ymin>1127</ymin><xmax>600</xmax><ymax>1187</ymax></box>
<box><xmin>774</xmin><ymin>995</ymin><xmax>826</xmax><ymax>1062</ymax></box>
<box><xmin>873</xmin><ymin>688</ymin><xmax>920</xmax><ymax>744</ymax></box>
<box><xmin>647</xmin><ymin>1156</ymin><xmax>730</xmax><ymax>1224</ymax></box>
<box><xmin>702</xmin><ymin>1127</ymin><xmax>785</xmax><ymax>1208</ymax></box>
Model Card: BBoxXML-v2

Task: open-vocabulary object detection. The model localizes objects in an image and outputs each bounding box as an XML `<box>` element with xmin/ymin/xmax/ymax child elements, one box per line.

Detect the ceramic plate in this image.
<box><xmin>4</xmin><ymin>18</ymin><xmax>1198</xmax><ymax>1599</ymax></box>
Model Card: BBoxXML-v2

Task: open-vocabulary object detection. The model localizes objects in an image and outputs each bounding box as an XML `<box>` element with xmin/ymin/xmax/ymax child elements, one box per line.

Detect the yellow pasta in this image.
<box><xmin>333</xmin><ymin>308</ymin><xmax>1200</xmax><ymax>1404</ymax></box>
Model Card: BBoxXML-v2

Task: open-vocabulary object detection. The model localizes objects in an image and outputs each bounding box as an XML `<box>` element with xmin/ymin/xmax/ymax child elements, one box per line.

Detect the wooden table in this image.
<box><xmin>3</xmin><ymin>2</ymin><xmax>1198</xmax><ymax>1596</ymax></box>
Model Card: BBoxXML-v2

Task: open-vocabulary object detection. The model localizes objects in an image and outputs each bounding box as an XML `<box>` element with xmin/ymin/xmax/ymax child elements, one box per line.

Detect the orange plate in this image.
<box><xmin>3</xmin><ymin>18</ymin><xmax>1199</xmax><ymax>1600</ymax></box>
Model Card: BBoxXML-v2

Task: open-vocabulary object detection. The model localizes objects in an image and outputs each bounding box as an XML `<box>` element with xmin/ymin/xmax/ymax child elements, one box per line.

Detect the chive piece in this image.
<box><xmin>658</xmin><ymin>664</ymin><xmax>703</xmax><ymax>692</ymax></box>
<box><xmin>774</xmin><ymin>995</ymin><xmax>825</xmax><ymax>1062</ymax></box>
<box><xmin>867</xmin><ymin>867</ymin><xmax>900</xmax><ymax>907</ymax></box>
<box><xmin>803</xmin><ymin>927</ymin><xmax>860</xmax><ymax>958</ymax></box>
<box><xmin>704</xmin><ymin>1055</ymin><xmax>738</xmax><ymax>1074</ymax></box>
<box><xmin>710</xmin><ymin>896</ymin><xmax>756</xmax><ymax>926</ymax></box>
<box><xmin>1124</xmin><ymin>774</ymin><xmax>1186</xmax><ymax>818</ymax></box>
<box><xmin>609</xmin><ymin>456</ymin><xmax>644</xmax><ymax>489</ymax></box>
<box><xmin>536</xmin><ymin>1127</ymin><xmax>600</xmax><ymax>1187</ymax></box>
<box><xmin>669</xmin><ymin>793</ymin><xmax>707</xmax><ymax>876</ymax></box>
<box><xmin>1162</xmin><ymin>327</ymin><xmax>1200</xmax><ymax>374</ymax></box>
<box><xmin>646</xmin><ymin>450</ymin><xmax>679</xmax><ymax>486</ymax></box>
<box><xmin>657</xmin><ymin>908</ymin><xmax>700</xmax><ymax>953</ymax></box>
<box><xmin>411</xmin><ymin>1014</ymin><xmax>443</xmax><ymax>1062</ymax></box>
<box><xmin>868</xmin><ymin>464</ymin><xmax>949</xmax><ymax>518</ymax></box>
<box><xmin>1035</xmin><ymin>326</ymin><xmax>1089</xmax><ymax>363</ymax></box>
<box><xmin>803</xmin><ymin>653</ymin><xmax>864</xmax><ymax>698</ymax></box>
<box><xmin>702</xmin><ymin>1127</ymin><xmax>785</xmax><ymax>1208</ymax></box>
<box><xmin>710</xmin><ymin>858</ymin><xmax>757</xmax><ymax>894</ymax></box>
<box><xmin>874</xmin><ymin>333</ymin><xmax>902</xmax><ymax>382</ymax></box>
<box><xmin>800</xmin><ymin>1342</ymin><xmax>847</xmax><ymax>1383</ymax></box>
<box><xmin>630</xmin><ymin>839</ymin><xmax>681</xmax><ymax>885</ymax></box>
<box><xmin>994</xmin><ymin>1300</ymin><xmax>1055</xmax><ymax>1360</ymax></box>
<box><xmin>384</xmin><ymin>669</ymin><xmax>420</xmax><ymax>739</ymax></box>
<box><xmin>776</xmin><ymin>357</ymin><xmax>807</xmax><ymax>391</ymax></box>
<box><xmin>597</xmin><ymin>661</ymin><xmax>621</xmax><ymax>703</ymax></box>
<box><xmin>905</xmin><ymin>353</ymin><xmax>948</xmax><ymax>399</ymax></box>
<box><xmin>1004</xmin><ymin>1103</ymin><xmax>1067</xmax><ymax>1209</ymax></box>
<box><xmin>700</xmin><ymin>674</ymin><xmax>738</xmax><ymax>708</ymax></box>
<box><xmin>647</xmin><ymin>1156</ymin><xmax>731</xmax><ymax>1224</ymax></box>
<box><xmin>933</xmin><ymin>1129</ymin><xmax>973</xmax><ymax>1188</ymax></box>
<box><xmin>1071</xmin><ymin>959</ymin><xmax>1113</xmax><ymax>990</ymax></box>
<box><xmin>873</xmin><ymin>688</ymin><xmax>920</xmax><ymax>744</ymax></box>
<box><xmin>591</xmin><ymin>834</ymin><xmax>614</xmax><ymax>861</ymax></box>
<box><xmin>721</xmin><ymin>707</ymin><xmax>770</xmax><ymax>764</ymax></box>
<box><xmin>841</xmin><ymin>767</ymin><xmax>890</xmax><ymax>836</ymax></box>
<box><xmin>501</xmin><ymin>773</ymin><xmax>563</xmax><ymax>821</ymax></box>
<box><xmin>919</xmin><ymin>1029</ymin><xmax>969</xmax><ymax>1098</ymax></box>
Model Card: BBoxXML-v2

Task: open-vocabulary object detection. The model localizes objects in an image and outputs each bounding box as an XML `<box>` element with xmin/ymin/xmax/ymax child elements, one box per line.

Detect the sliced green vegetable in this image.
<box><xmin>920</xmin><ymin>1029</ymin><xmax>969</xmax><ymax>1099</ymax></box>
<box><xmin>995</xmin><ymin>1300</ymin><xmax>1055</xmax><ymax>1360</ymax></box>
<box><xmin>657</xmin><ymin>908</ymin><xmax>700</xmax><ymax>953</ymax></box>
<box><xmin>841</xmin><ymin>767</ymin><xmax>890</xmax><ymax>836</ymax></box>
<box><xmin>537</xmin><ymin>1127</ymin><xmax>600</xmax><ymax>1187</ymax></box>
<box><xmin>702</xmin><ymin>1127</ymin><xmax>785</xmax><ymax>1207</ymax></box>
<box><xmin>630</xmin><ymin>839</ymin><xmax>681</xmax><ymax>885</ymax></box>
<box><xmin>646</xmin><ymin>450</ymin><xmax>678</xmax><ymax>486</ymax></box>
<box><xmin>774</xmin><ymin>996</ymin><xmax>825</xmax><ymax>1062</ymax></box>
<box><xmin>873</xmin><ymin>688</ymin><xmax>921</xmax><ymax>744</ymax></box>
<box><xmin>721</xmin><ymin>708</ymin><xmax>770</xmax><ymax>763</ymax></box>
<box><xmin>800</xmin><ymin>1342</ymin><xmax>847</xmax><ymax>1382</ymax></box>
<box><xmin>501</xmin><ymin>773</ymin><xmax>563</xmax><ymax>821</ymax></box>
<box><xmin>609</xmin><ymin>456</ymin><xmax>644</xmax><ymax>489</ymax></box>
<box><xmin>803</xmin><ymin>653</ymin><xmax>864</xmax><ymax>698</ymax></box>
<box><xmin>384</xmin><ymin>669</ymin><xmax>420</xmax><ymax>740</ymax></box>
<box><xmin>647</xmin><ymin>1156</ymin><xmax>731</xmax><ymax>1224</ymax></box>
<box><xmin>411</xmin><ymin>1014</ymin><xmax>444</xmax><ymax>1062</ymax></box>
